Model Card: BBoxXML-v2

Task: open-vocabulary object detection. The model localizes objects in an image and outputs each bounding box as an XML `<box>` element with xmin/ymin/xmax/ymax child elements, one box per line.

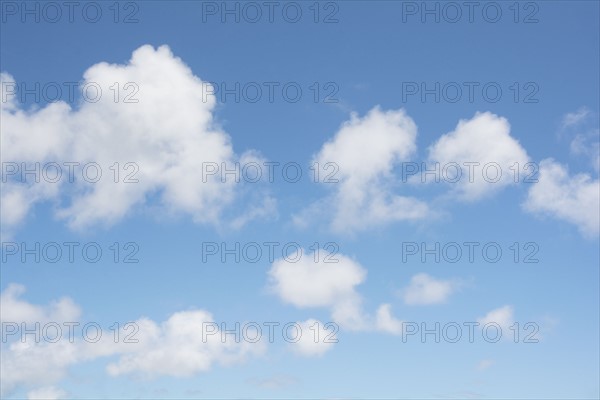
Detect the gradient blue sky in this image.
<box><xmin>1</xmin><ymin>1</ymin><xmax>599</xmax><ymax>399</ymax></box>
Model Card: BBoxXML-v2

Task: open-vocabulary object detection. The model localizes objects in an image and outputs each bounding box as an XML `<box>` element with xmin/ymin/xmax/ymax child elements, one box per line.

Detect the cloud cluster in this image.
<box><xmin>267</xmin><ymin>251</ymin><xmax>521</xmax><ymax>343</ymax></box>
<box><xmin>105</xmin><ymin>310</ymin><xmax>263</xmax><ymax>378</ymax></box>
<box><xmin>0</xmin><ymin>284</ymin><xmax>263</xmax><ymax>397</ymax></box>
<box><xmin>3</xmin><ymin>46</ymin><xmax>596</xmax><ymax>238</ymax></box>
<box><xmin>268</xmin><ymin>249</ymin><xmax>409</xmax><ymax>337</ymax></box>
<box><xmin>298</xmin><ymin>107</ymin><xmax>598</xmax><ymax>237</ymax></box>
<box><xmin>296</xmin><ymin>109</ymin><xmax>530</xmax><ymax>233</ymax></box>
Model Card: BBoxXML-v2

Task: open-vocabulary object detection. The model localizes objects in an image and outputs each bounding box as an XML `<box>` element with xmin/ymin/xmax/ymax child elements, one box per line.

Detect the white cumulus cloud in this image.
<box><xmin>427</xmin><ymin>112</ymin><xmax>530</xmax><ymax>201</ymax></box>
<box><xmin>105</xmin><ymin>310</ymin><xmax>264</xmax><ymax>378</ymax></box>
<box><xmin>1</xmin><ymin>45</ymin><xmax>272</xmax><ymax>236</ymax></box>
<box><xmin>268</xmin><ymin>249</ymin><xmax>366</xmax><ymax>309</ymax></box>
<box><xmin>523</xmin><ymin>158</ymin><xmax>599</xmax><ymax>236</ymax></box>
<box><xmin>294</xmin><ymin>106</ymin><xmax>429</xmax><ymax>233</ymax></box>
<box><xmin>268</xmin><ymin>249</ymin><xmax>403</xmax><ymax>334</ymax></box>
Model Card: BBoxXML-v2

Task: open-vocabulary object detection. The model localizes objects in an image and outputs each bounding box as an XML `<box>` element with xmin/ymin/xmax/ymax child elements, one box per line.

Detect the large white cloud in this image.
<box><xmin>1</xmin><ymin>45</ymin><xmax>272</xmax><ymax>235</ymax></box>
<box><xmin>427</xmin><ymin>112</ymin><xmax>530</xmax><ymax>201</ymax></box>
<box><xmin>523</xmin><ymin>159</ymin><xmax>599</xmax><ymax>236</ymax></box>
<box><xmin>294</xmin><ymin>107</ymin><xmax>429</xmax><ymax>233</ymax></box>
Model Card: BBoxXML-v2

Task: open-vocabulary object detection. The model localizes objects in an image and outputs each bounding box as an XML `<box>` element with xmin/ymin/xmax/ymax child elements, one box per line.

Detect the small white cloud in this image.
<box><xmin>476</xmin><ymin>359</ymin><xmax>494</xmax><ymax>371</ymax></box>
<box><xmin>0</xmin><ymin>283</ymin><xmax>81</xmax><ymax>324</ymax></box>
<box><xmin>27</xmin><ymin>386</ymin><xmax>67</xmax><ymax>400</ymax></box>
<box><xmin>427</xmin><ymin>112</ymin><xmax>530</xmax><ymax>201</ymax></box>
<box><xmin>288</xmin><ymin>319</ymin><xmax>337</xmax><ymax>357</ymax></box>
<box><xmin>561</xmin><ymin>107</ymin><xmax>590</xmax><ymax>129</ymax></box>
<box><xmin>477</xmin><ymin>305</ymin><xmax>514</xmax><ymax>333</ymax></box>
<box><xmin>268</xmin><ymin>248</ymin><xmax>372</xmax><ymax>331</ymax></box>
<box><xmin>375</xmin><ymin>304</ymin><xmax>403</xmax><ymax>335</ymax></box>
<box><xmin>558</xmin><ymin>108</ymin><xmax>599</xmax><ymax>172</ymax></box>
<box><xmin>570</xmin><ymin>133</ymin><xmax>600</xmax><ymax>173</ymax></box>
<box><xmin>401</xmin><ymin>273</ymin><xmax>461</xmax><ymax>305</ymax></box>
<box><xmin>330</xmin><ymin>295</ymin><xmax>370</xmax><ymax>331</ymax></box>
<box><xmin>523</xmin><ymin>158</ymin><xmax>599</xmax><ymax>236</ymax></box>
<box><xmin>268</xmin><ymin>249</ymin><xmax>366</xmax><ymax>310</ymax></box>
<box><xmin>228</xmin><ymin>195</ymin><xmax>277</xmax><ymax>230</ymax></box>
<box><xmin>248</xmin><ymin>375</ymin><xmax>297</xmax><ymax>389</ymax></box>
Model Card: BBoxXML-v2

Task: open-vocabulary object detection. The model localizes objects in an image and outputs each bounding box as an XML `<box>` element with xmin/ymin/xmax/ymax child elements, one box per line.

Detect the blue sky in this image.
<box><xmin>1</xmin><ymin>1</ymin><xmax>599</xmax><ymax>399</ymax></box>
